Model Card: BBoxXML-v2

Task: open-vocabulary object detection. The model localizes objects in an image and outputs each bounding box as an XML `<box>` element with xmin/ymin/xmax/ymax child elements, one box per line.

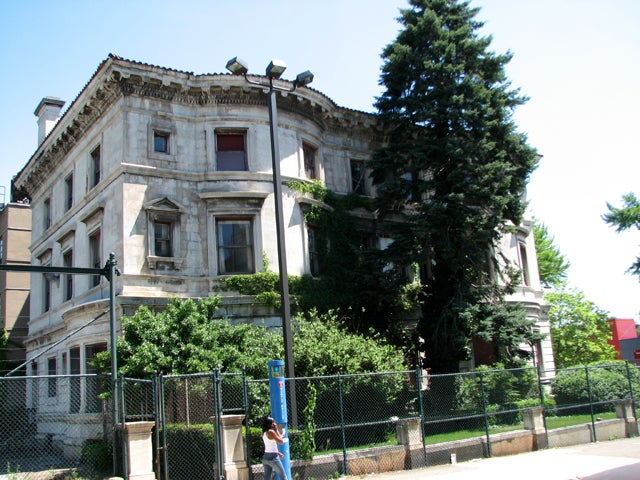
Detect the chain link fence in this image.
<box><xmin>1</xmin><ymin>363</ymin><xmax>639</xmax><ymax>479</ymax></box>
<box><xmin>0</xmin><ymin>373</ymin><xmax>114</xmax><ymax>479</ymax></box>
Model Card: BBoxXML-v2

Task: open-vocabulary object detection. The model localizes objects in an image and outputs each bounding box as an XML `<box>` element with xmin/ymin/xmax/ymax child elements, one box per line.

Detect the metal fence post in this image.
<box><xmin>152</xmin><ymin>373</ymin><xmax>162</xmax><ymax>480</ymax></box>
<box><xmin>479</xmin><ymin>371</ymin><xmax>492</xmax><ymax>457</ymax></box>
<box><xmin>625</xmin><ymin>362</ymin><xmax>637</xmax><ymax>421</ymax></box>
<box><xmin>337</xmin><ymin>374</ymin><xmax>348</xmax><ymax>476</ymax></box>
<box><xmin>119</xmin><ymin>374</ymin><xmax>129</xmax><ymax>480</ymax></box>
<box><xmin>536</xmin><ymin>366</ymin><xmax>549</xmax><ymax>447</ymax></box>
<box><xmin>415</xmin><ymin>368</ymin><xmax>428</xmax><ymax>467</ymax></box>
<box><xmin>241</xmin><ymin>367</ymin><xmax>253</xmax><ymax>480</ymax></box>
<box><xmin>212</xmin><ymin>368</ymin><xmax>225</xmax><ymax>480</ymax></box>
<box><xmin>585</xmin><ymin>366</ymin><xmax>597</xmax><ymax>442</ymax></box>
<box><xmin>159</xmin><ymin>373</ymin><xmax>169</xmax><ymax>480</ymax></box>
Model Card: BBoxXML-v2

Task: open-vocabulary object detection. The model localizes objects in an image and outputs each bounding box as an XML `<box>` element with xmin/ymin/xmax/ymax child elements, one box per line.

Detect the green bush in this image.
<box><xmin>454</xmin><ymin>365</ymin><xmax>539</xmax><ymax>413</ymax></box>
<box><xmin>80</xmin><ymin>438</ymin><xmax>112</xmax><ymax>473</ymax></box>
<box><xmin>162</xmin><ymin>423</ymin><xmax>216</xmax><ymax>480</ymax></box>
<box><xmin>246</xmin><ymin>425</ymin><xmax>264</xmax><ymax>465</ymax></box>
<box><xmin>551</xmin><ymin>361</ymin><xmax>640</xmax><ymax>413</ymax></box>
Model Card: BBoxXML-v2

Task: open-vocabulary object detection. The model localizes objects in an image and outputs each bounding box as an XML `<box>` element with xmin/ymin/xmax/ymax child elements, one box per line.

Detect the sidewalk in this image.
<box><xmin>346</xmin><ymin>437</ymin><xmax>640</xmax><ymax>480</ymax></box>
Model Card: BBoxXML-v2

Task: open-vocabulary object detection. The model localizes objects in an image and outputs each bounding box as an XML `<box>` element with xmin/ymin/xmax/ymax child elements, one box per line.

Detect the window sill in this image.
<box><xmin>148</xmin><ymin>256</ymin><xmax>185</xmax><ymax>271</ymax></box>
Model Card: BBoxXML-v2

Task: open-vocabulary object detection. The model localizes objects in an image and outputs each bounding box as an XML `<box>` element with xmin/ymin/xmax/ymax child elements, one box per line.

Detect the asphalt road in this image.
<box><xmin>346</xmin><ymin>437</ymin><xmax>640</xmax><ymax>480</ymax></box>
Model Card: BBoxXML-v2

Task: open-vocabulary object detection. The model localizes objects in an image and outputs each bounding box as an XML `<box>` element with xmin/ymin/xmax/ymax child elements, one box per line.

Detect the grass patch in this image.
<box><xmin>307</xmin><ymin>412</ymin><xmax>620</xmax><ymax>455</ymax></box>
<box><xmin>425</xmin><ymin>424</ymin><xmax>521</xmax><ymax>445</ymax></box>
<box><xmin>545</xmin><ymin>411</ymin><xmax>617</xmax><ymax>429</ymax></box>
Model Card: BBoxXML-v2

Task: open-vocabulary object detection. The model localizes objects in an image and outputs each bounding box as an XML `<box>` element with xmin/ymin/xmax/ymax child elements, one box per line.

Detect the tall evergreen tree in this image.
<box><xmin>371</xmin><ymin>0</ymin><xmax>540</xmax><ymax>372</ymax></box>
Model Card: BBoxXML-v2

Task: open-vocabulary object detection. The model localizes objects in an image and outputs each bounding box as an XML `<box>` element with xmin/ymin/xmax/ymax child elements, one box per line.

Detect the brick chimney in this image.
<box><xmin>34</xmin><ymin>97</ymin><xmax>65</xmax><ymax>146</ymax></box>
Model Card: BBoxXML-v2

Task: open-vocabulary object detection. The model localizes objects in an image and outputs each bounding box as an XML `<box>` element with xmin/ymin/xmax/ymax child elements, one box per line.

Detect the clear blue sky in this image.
<box><xmin>1</xmin><ymin>0</ymin><xmax>638</xmax><ymax>320</ymax></box>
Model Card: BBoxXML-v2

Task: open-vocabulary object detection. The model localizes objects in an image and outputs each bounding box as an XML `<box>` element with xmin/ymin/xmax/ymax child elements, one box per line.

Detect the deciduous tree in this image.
<box><xmin>545</xmin><ymin>289</ymin><xmax>617</xmax><ymax>368</ymax></box>
<box><xmin>94</xmin><ymin>297</ymin><xmax>407</xmax><ymax>379</ymax></box>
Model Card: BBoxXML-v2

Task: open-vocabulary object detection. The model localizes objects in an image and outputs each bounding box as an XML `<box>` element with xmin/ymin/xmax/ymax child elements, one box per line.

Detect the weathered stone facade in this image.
<box><xmin>11</xmin><ymin>55</ymin><xmax>554</xmax><ymax>448</ymax></box>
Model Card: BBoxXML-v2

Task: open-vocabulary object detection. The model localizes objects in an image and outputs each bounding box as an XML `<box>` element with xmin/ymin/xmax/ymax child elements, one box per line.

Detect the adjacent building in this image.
<box><xmin>608</xmin><ymin>318</ymin><xmax>640</xmax><ymax>365</ymax></box>
<box><xmin>11</xmin><ymin>55</ymin><xmax>554</xmax><ymax>452</ymax></box>
<box><xmin>0</xmin><ymin>197</ymin><xmax>32</xmax><ymax>374</ymax></box>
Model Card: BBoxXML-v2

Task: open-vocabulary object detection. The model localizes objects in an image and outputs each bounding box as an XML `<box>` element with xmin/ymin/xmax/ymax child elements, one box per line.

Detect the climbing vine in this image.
<box><xmin>215</xmin><ymin>179</ymin><xmax>417</xmax><ymax>343</ymax></box>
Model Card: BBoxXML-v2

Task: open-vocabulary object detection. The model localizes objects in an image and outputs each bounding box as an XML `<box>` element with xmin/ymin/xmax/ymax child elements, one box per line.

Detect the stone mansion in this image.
<box><xmin>12</xmin><ymin>54</ymin><xmax>555</xmax><ymax>411</ymax></box>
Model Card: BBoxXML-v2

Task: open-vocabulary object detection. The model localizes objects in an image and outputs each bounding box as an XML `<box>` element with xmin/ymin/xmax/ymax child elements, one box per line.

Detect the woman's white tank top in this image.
<box><xmin>263</xmin><ymin>431</ymin><xmax>279</xmax><ymax>453</ymax></box>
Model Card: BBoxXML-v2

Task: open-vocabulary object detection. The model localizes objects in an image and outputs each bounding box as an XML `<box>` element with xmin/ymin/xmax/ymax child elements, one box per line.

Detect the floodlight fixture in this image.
<box><xmin>225</xmin><ymin>57</ymin><xmax>249</xmax><ymax>75</ymax></box>
<box><xmin>294</xmin><ymin>70</ymin><xmax>314</xmax><ymax>88</ymax></box>
<box><xmin>266</xmin><ymin>59</ymin><xmax>287</xmax><ymax>79</ymax></box>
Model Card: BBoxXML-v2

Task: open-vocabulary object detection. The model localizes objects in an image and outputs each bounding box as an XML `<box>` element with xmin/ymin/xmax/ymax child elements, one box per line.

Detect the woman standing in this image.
<box><xmin>261</xmin><ymin>416</ymin><xmax>289</xmax><ymax>480</ymax></box>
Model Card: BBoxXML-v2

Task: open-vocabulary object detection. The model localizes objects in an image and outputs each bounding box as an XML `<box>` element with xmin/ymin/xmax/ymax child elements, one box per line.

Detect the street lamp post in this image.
<box><xmin>225</xmin><ymin>57</ymin><xmax>313</xmax><ymax>425</ymax></box>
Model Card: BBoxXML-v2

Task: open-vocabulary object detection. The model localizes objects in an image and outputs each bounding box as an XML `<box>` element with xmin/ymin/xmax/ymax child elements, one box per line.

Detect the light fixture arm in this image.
<box><xmin>240</xmin><ymin>73</ymin><xmax>304</xmax><ymax>93</ymax></box>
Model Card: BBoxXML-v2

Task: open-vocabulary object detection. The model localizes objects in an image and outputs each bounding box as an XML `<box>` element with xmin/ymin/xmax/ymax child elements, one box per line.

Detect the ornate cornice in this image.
<box><xmin>17</xmin><ymin>58</ymin><xmax>380</xmax><ymax>196</ymax></box>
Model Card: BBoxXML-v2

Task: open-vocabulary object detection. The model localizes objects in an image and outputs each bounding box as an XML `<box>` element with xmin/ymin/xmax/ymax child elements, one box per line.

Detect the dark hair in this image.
<box><xmin>262</xmin><ymin>416</ymin><xmax>276</xmax><ymax>433</ymax></box>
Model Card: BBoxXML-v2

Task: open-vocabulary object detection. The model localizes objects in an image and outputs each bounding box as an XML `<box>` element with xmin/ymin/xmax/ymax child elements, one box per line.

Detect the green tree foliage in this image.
<box><xmin>370</xmin><ymin>0</ymin><xmax>540</xmax><ymax>372</ymax></box>
<box><xmin>454</xmin><ymin>363</ymin><xmax>539</xmax><ymax>425</ymax></box>
<box><xmin>95</xmin><ymin>297</ymin><xmax>282</xmax><ymax>378</ymax></box>
<box><xmin>545</xmin><ymin>290</ymin><xmax>617</xmax><ymax>368</ymax></box>
<box><xmin>533</xmin><ymin>221</ymin><xmax>570</xmax><ymax>288</ymax></box>
<box><xmin>603</xmin><ymin>192</ymin><xmax>640</xmax><ymax>276</ymax></box>
<box><xmin>94</xmin><ymin>297</ymin><xmax>408</xmax><ymax>379</ymax></box>
<box><xmin>292</xmin><ymin>309</ymin><xmax>407</xmax><ymax>377</ymax></box>
<box><xmin>217</xmin><ymin>181</ymin><xmax>419</xmax><ymax>343</ymax></box>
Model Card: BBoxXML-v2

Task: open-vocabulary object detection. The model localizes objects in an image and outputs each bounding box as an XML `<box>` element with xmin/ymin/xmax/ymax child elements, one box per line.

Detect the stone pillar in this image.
<box><xmin>124</xmin><ymin>421</ymin><xmax>156</xmax><ymax>480</ymax></box>
<box><xmin>615</xmin><ymin>399</ymin><xmax>638</xmax><ymax>437</ymax></box>
<box><xmin>523</xmin><ymin>407</ymin><xmax>548</xmax><ymax>449</ymax></box>
<box><xmin>221</xmin><ymin>414</ymin><xmax>249</xmax><ymax>480</ymax></box>
<box><xmin>396</xmin><ymin>418</ymin><xmax>422</xmax><ymax>445</ymax></box>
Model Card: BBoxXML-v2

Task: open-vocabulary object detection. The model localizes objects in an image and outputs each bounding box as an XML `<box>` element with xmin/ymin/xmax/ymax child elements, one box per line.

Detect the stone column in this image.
<box><xmin>221</xmin><ymin>414</ymin><xmax>249</xmax><ymax>480</ymax></box>
<box><xmin>615</xmin><ymin>399</ymin><xmax>639</xmax><ymax>437</ymax></box>
<box><xmin>124</xmin><ymin>421</ymin><xmax>156</xmax><ymax>480</ymax></box>
<box><xmin>396</xmin><ymin>418</ymin><xmax>422</xmax><ymax>445</ymax></box>
<box><xmin>523</xmin><ymin>407</ymin><xmax>547</xmax><ymax>450</ymax></box>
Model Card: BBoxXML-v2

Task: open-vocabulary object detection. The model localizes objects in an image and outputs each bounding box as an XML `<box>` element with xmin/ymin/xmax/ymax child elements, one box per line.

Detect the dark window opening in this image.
<box><xmin>217</xmin><ymin>219</ymin><xmax>253</xmax><ymax>274</ymax></box>
<box><xmin>216</xmin><ymin>133</ymin><xmax>247</xmax><ymax>171</ymax></box>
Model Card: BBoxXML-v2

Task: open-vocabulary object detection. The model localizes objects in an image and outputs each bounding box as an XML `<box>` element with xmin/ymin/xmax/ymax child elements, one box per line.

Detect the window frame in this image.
<box><xmin>307</xmin><ymin>223</ymin><xmax>322</xmax><ymax>277</ymax></box>
<box><xmin>303</xmin><ymin>142</ymin><xmax>318</xmax><ymax>180</ymax></box>
<box><xmin>89</xmin><ymin>229</ymin><xmax>102</xmax><ymax>287</ymax></box>
<box><xmin>153</xmin><ymin>220</ymin><xmax>173</xmax><ymax>257</ymax></box>
<box><xmin>90</xmin><ymin>145</ymin><xmax>101</xmax><ymax>189</ymax></box>
<box><xmin>215</xmin><ymin>131</ymin><xmax>248</xmax><ymax>171</ymax></box>
<box><xmin>47</xmin><ymin>356</ymin><xmax>57</xmax><ymax>397</ymax></box>
<box><xmin>64</xmin><ymin>172</ymin><xmax>73</xmax><ymax>211</ymax></box>
<box><xmin>144</xmin><ymin>198</ymin><xmax>185</xmax><ymax>270</ymax></box>
<box><xmin>350</xmin><ymin>159</ymin><xmax>367</xmax><ymax>195</ymax></box>
<box><xmin>63</xmin><ymin>248</ymin><xmax>73</xmax><ymax>301</ymax></box>
<box><xmin>69</xmin><ymin>346</ymin><xmax>81</xmax><ymax>413</ymax></box>
<box><xmin>153</xmin><ymin>129</ymin><xmax>171</xmax><ymax>154</ymax></box>
<box><xmin>85</xmin><ymin>343</ymin><xmax>107</xmax><ymax>413</ymax></box>
<box><xmin>216</xmin><ymin>217</ymin><xmax>255</xmax><ymax>275</ymax></box>
<box><xmin>43</xmin><ymin>197</ymin><xmax>51</xmax><ymax>231</ymax></box>
<box><xmin>517</xmin><ymin>240</ymin><xmax>531</xmax><ymax>287</ymax></box>
<box><xmin>38</xmin><ymin>250</ymin><xmax>52</xmax><ymax>313</ymax></box>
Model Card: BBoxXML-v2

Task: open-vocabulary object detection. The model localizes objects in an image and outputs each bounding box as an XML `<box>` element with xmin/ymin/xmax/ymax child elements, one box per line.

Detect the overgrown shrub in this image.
<box><xmin>162</xmin><ymin>423</ymin><xmax>216</xmax><ymax>480</ymax></box>
<box><xmin>423</xmin><ymin>364</ymin><xmax>540</xmax><ymax>431</ymax></box>
<box><xmin>80</xmin><ymin>438</ymin><xmax>112</xmax><ymax>473</ymax></box>
<box><xmin>551</xmin><ymin>361</ymin><xmax>640</xmax><ymax>413</ymax></box>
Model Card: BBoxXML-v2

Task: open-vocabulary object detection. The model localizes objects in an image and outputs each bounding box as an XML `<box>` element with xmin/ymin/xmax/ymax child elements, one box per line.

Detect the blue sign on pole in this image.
<box><xmin>268</xmin><ymin>359</ymin><xmax>291</xmax><ymax>480</ymax></box>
